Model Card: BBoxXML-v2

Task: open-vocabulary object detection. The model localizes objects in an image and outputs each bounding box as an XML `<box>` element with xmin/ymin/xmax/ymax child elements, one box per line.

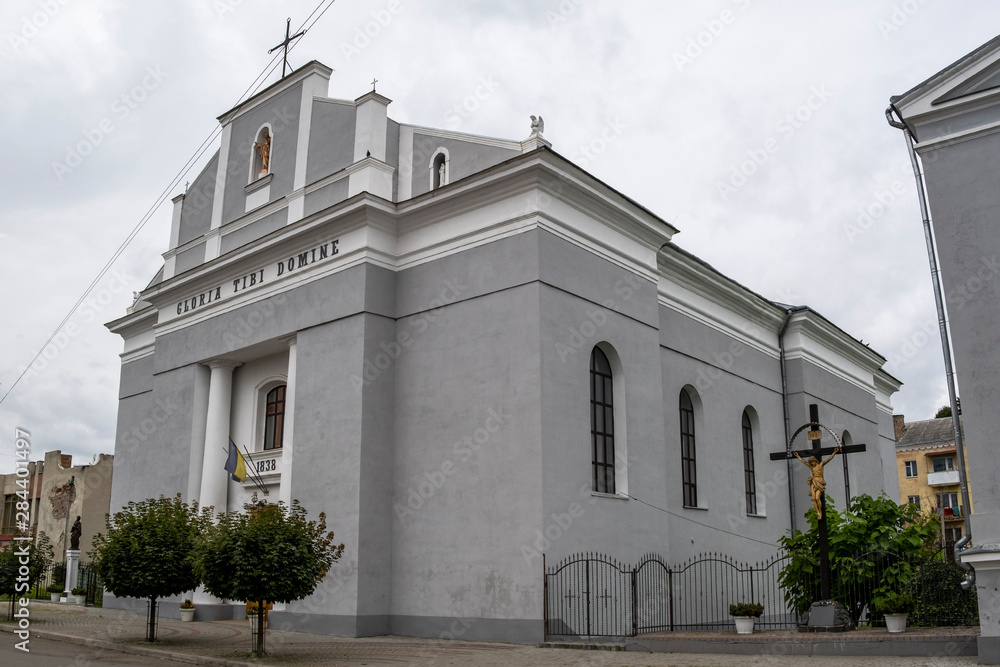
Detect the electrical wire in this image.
<box><xmin>622</xmin><ymin>492</ymin><xmax>781</xmax><ymax>549</ymax></box>
<box><xmin>0</xmin><ymin>0</ymin><xmax>338</xmax><ymax>407</ymax></box>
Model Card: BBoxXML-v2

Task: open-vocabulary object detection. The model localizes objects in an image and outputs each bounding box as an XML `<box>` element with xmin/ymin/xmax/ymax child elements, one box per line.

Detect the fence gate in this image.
<box><xmin>545</xmin><ymin>553</ymin><xmax>633</xmax><ymax>637</ymax></box>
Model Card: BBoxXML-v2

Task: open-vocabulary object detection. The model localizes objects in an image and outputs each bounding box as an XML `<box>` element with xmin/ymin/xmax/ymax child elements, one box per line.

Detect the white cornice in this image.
<box><xmin>403</xmin><ymin>124</ymin><xmax>522</xmax><ymax>151</ymax></box>
<box><xmin>217</xmin><ymin>62</ymin><xmax>332</xmax><ymax>125</ymax></box>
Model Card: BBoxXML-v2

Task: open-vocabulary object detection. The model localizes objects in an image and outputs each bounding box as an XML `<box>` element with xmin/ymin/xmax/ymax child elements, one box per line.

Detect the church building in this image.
<box><xmin>106</xmin><ymin>60</ymin><xmax>901</xmax><ymax>643</ymax></box>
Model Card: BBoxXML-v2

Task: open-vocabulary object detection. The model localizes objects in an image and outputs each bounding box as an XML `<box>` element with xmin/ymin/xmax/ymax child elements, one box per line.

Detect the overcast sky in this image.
<box><xmin>1</xmin><ymin>0</ymin><xmax>995</xmax><ymax>474</ymax></box>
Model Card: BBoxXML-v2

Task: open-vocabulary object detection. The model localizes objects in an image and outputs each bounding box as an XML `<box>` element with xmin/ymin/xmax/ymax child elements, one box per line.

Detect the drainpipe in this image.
<box><xmin>779</xmin><ymin>306</ymin><xmax>806</xmax><ymax>533</ymax></box>
<box><xmin>885</xmin><ymin>106</ymin><xmax>972</xmax><ymax>546</ymax></box>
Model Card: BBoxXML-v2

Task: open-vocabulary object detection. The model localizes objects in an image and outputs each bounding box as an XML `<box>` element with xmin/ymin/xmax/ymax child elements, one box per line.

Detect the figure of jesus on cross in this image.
<box><xmin>794</xmin><ymin>447</ymin><xmax>840</xmax><ymax>520</ymax></box>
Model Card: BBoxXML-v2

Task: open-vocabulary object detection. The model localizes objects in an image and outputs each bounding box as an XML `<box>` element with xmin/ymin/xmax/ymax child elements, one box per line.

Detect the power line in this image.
<box><xmin>1</xmin><ymin>0</ymin><xmax>338</xmax><ymax>407</ymax></box>
<box><xmin>622</xmin><ymin>492</ymin><xmax>781</xmax><ymax>549</ymax></box>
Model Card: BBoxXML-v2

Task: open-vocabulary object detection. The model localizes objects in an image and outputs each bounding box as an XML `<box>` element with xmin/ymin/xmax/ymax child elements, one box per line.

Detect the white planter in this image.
<box><xmin>249</xmin><ymin>615</ymin><xmax>267</xmax><ymax>632</ymax></box>
<box><xmin>885</xmin><ymin>613</ymin><xmax>907</xmax><ymax>633</ymax></box>
<box><xmin>73</xmin><ymin>595</ymin><xmax>86</xmax><ymax>605</ymax></box>
<box><xmin>734</xmin><ymin>616</ymin><xmax>755</xmax><ymax>635</ymax></box>
<box><xmin>180</xmin><ymin>608</ymin><xmax>195</xmax><ymax>622</ymax></box>
<box><xmin>49</xmin><ymin>592</ymin><xmax>61</xmax><ymax>602</ymax></box>
<box><xmin>59</xmin><ymin>596</ymin><xmax>68</xmax><ymax>603</ymax></box>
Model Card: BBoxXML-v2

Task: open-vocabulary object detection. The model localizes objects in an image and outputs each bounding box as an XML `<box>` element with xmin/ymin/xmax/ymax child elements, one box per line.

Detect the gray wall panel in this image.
<box><xmin>178</xmin><ymin>152</ymin><xmax>218</xmax><ymax>246</ymax></box>
<box><xmin>303</xmin><ymin>180</ymin><xmax>349</xmax><ymax>217</ymax></box>
<box><xmin>410</xmin><ymin>134</ymin><xmax>518</xmax><ymax>198</ymax></box>
<box><xmin>119</xmin><ymin>356</ymin><xmax>153</xmax><ymax>399</ymax></box>
<box><xmin>306</xmin><ymin>99</ymin><xmax>356</xmax><ymax>184</ymax></box>
<box><xmin>175</xmin><ymin>243</ymin><xmax>206</xmax><ymax>275</ymax></box>
<box><xmin>220</xmin><ymin>208</ymin><xmax>288</xmax><ymax>255</ymax></box>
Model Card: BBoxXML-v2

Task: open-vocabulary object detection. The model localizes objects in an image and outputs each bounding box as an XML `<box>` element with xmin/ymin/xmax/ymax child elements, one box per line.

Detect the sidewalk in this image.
<box><xmin>0</xmin><ymin>601</ymin><xmax>981</xmax><ymax>666</ymax></box>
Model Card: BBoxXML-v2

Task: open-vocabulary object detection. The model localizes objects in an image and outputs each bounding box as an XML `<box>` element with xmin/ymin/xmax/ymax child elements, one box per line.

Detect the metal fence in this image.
<box><xmin>30</xmin><ymin>562</ymin><xmax>103</xmax><ymax>607</ymax></box>
<box><xmin>544</xmin><ymin>548</ymin><xmax>977</xmax><ymax>638</ymax></box>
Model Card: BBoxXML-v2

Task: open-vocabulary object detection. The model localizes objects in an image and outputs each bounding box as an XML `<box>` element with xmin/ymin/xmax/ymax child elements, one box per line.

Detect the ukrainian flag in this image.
<box><xmin>224</xmin><ymin>439</ymin><xmax>247</xmax><ymax>482</ymax></box>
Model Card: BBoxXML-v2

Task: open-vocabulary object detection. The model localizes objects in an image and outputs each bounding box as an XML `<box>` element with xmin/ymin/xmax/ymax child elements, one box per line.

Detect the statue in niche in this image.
<box><xmin>530</xmin><ymin>115</ymin><xmax>545</xmax><ymax>135</ymax></box>
<box><xmin>69</xmin><ymin>516</ymin><xmax>82</xmax><ymax>550</ymax></box>
<box><xmin>438</xmin><ymin>161</ymin><xmax>446</xmax><ymax>185</ymax></box>
<box><xmin>255</xmin><ymin>128</ymin><xmax>272</xmax><ymax>176</ymax></box>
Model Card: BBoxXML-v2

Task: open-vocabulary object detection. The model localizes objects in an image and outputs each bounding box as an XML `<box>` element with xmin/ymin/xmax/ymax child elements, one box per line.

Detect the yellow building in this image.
<box><xmin>894</xmin><ymin>415</ymin><xmax>970</xmax><ymax>545</ymax></box>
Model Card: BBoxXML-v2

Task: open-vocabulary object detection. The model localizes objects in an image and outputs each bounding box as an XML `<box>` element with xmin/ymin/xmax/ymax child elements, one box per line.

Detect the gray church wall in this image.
<box><xmin>109</xmin><ymin>365</ymin><xmax>199</xmax><ymax>514</ymax></box>
<box><xmin>395</xmin><ymin>229</ymin><xmax>539</xmax><ymax>318</ymax></box>
<box><xmin>410</xmin><ymin>134</ymin><xmax>519</xmax><ymax>198</ymax></box>
<box><xmin>305</xmin><ymin>99</ymin><xmax>356</xmax><ymax>185</ymax></box>
<box><xmin>178</xmin><ymin>152</ymin><xmax>218</xmax><ymax>246</ymax></box>
<box><xmin>303</xmin><ymin>180</ymin><xmax>350</xmax><ymax>217</ymax></box>
<box><xmin>921</xmin><ymin>133</ymin><xmax>1000</xmax><ymax>539</ymax></box>
<box><xmin>175</xmin><ymin>242</ymin><xmax>206</xmax><ymax>275</ymax></box>
<box><xmin>538</xmin><ymin>229</ymin><xmax>658</xmax><ymax>327</ymax></box>
<box><xmin>119</xmin><ymin>356</ymin><xmax>153</xmax><ymax>399</ymax></box>
<box><xmin>659</xmin><ymin>345</ymin><xmax>791</xmax><ymax>563</ymax></box>
<box><xmin>537</xmin><ymin>280</ymin><xmax>671</xmax><ymax>565</ymax></box>
<box><xmin>219</xmin><ymin>208</ymin><xmax>289</xmax><ymax>254</ymax></box>
<box><xmin>222</xmin><ymin>85</ymin><xmax>302</xmax><ymax>226</ymax></box>
<box><xmin>390</xmin><ymin>282</ymin><xmax>544</xmax><ymax>634</ymax></box>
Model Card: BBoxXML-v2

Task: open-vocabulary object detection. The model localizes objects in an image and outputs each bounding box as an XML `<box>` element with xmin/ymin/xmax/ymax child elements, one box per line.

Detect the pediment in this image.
<box><xmin>933</xmin><ymin>59</ymin><xmax>1000</xmax><ymax>105</ymax></box>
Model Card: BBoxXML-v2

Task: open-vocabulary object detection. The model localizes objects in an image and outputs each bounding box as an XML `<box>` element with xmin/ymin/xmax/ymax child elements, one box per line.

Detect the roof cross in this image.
<box><xmin>268</xmin><ymin>18</ymin><xmax>306</xmax><ymax>78</ymax></box>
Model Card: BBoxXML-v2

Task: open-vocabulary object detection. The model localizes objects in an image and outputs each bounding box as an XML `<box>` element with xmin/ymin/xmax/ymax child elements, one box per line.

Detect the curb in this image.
<box><xmin>0</xmin><ymin>623</ymin><xmax>256</xmax><ymax>666</ymax></box>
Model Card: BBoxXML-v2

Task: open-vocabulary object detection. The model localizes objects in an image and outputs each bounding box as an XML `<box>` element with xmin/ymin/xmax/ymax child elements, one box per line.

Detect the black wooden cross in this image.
<box><xmin>268</xmin><ymin>18</ymin><xmax>306</xmax><ymax>78</ymax></box>
<box><xmin>370</xmin><ymin>78</ymin><xmax>378</xmax><ymax>92</ymax></box>
<box><xmin>769</xmin><ymin>404</ymin><xmax>866</xmax><ymax>601</ymax></box>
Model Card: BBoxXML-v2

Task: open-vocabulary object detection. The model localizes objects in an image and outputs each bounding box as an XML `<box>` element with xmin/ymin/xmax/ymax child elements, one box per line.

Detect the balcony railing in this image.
<box><xmin>927</xmin><ymin>470</ymin><xmax>960</xmax><ymax>486</ymax></box>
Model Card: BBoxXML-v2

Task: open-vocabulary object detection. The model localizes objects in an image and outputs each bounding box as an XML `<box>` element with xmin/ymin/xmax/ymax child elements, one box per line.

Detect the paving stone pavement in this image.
<box><xmin>0</xmin><ymin>602</ymin><xmax>982</xmax><ymax>666</ymax></box>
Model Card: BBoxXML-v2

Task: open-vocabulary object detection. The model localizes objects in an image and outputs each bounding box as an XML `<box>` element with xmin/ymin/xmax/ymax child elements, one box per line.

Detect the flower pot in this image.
<box><xmin>885</xmin><ymin>613</ymin><xmax>907</xmax><ymax>633</ymax></box>
<box><xmin>49</xmin><ymin>592</ymin><xmax>61</xmax><ymax>602</ymax></box>
<box><xmin>734</xmin><ymin>616</ymin><xmax>755</xmax><ymax>635</ymax></box>
<box><xmin>180</xmin><ymin>608</ymin><xmax>195</xmax><ymax>622</ymax></box>
<box><xmin>74</xmin><ymin>594</ymin><xmax>86</xmax><ymax>605</ymax></box>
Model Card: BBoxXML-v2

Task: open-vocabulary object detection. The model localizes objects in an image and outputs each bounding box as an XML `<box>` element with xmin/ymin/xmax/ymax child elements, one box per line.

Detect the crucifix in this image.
<box><xmin>770</xmin><ymin>404</ymin><xmax>866</xmax><ymax>601</ymax></box>
<box><xmin>268</xmin><ymin>17</ymin><xmax>306</xmax><ymax>78</ymax></box>
<box><xmin>370</xmin><ymin>78</ymin><xmax>378</xmax><ymax>93</ymax></box>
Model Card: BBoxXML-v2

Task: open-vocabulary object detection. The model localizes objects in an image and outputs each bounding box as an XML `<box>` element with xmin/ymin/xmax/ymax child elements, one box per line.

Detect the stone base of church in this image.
<box><xmin>103</xmin><ymin>593</ymin><xmax>244</xmax><ymax>622</ymax></box>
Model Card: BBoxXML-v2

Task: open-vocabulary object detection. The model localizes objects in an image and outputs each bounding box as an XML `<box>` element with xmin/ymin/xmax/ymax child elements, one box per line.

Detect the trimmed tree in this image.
<box><xmin>778</xmin><ymin>493</ymin><xmax>939</xmax><ymax>624</ymax></box>
<box><xmin>90</xmin><ymin>495</ymin><xmax>207</xmax><ymax>641</ymax></box>
<box><xmin>194</xmin><ymin>500</ymin><xmax>344</xmax><ymax>656</ymax></box>
<box><xmin>0</xmin><ymin>532</ymin><xmax>53</xmax><ymax>618</ymax></box>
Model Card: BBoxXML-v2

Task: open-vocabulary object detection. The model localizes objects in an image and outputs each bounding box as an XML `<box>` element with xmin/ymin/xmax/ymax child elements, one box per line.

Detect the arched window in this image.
<box><xmin>842</xmin><ymin>431</ymin><xmax>853</xmax><ymax>503</ymax></box>
<box><xmin>742</xmin><ymin>410</ymin><xmax>757</xmax><ymax>515</ymax></box>
<box><xmin>429</xmin><ymin>148</ymin><xmax>449</xmax><ymax>190</ymax></box>
<box><xmin>264</xmin><ymin>385</ymin><xmax>286</xmax><ymax>450</ymax></box>
<box><xmin>590</xmin><ymin>347</ymin><xmax>615</xmax><ymax>494</ymax></box>
<box><xmin>680</xmin><ymin>389</ymin><xmax>697</xmax><ymax>507</ymax></box>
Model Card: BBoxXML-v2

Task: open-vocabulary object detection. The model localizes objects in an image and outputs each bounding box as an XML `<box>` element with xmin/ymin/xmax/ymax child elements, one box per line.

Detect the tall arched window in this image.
<box><xmin>680</xmin><ymin>389</ymin><xmax>697</xmax><ymax>507</ymax></box>
<box><xmin>742</xmin><ymin>410</ymin><xmax>757</xmax><ymax>515</ymax></box>
<box><xmin>842</xmin><ymin>431</ymin><xmax>853</xmax><ymax>504</ymax></box>
<box><xmin>591</xmin><ymin>348</ymin><xmax>615</xmax><ymax>494</ymax></box>
<box><xmin>264</xmin><ymin>385</ymin><xmax>286</xmax><ymax>450</ymax></box>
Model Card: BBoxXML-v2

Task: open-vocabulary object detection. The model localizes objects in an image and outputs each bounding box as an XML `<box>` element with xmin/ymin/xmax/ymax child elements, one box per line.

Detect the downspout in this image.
<box><xmin>885</xmin><ymin>106</ymin><xmax>973</xmax><ymax>546</ymax></box>
<box><xmin>779</xmin><ymin>306</ymin><xmax>806</xmax><ymax>533</ymax></box>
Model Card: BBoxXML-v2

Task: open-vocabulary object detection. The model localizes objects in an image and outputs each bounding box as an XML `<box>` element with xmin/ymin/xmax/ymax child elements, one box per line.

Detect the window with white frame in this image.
<box><xmin>904</xmin><ymin>460</ymin><xmax>917</xmax><ymax>477</ymax></box>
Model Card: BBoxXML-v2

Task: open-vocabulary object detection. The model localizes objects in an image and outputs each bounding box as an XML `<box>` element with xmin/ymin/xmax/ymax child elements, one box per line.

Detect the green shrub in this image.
<box><xmin>71</xmin><ymin>587</ymin><xmax>87</xmax><ymax>596</ymax></box>
<box><xmin>46</xmin><ymin>584</ymin><xmax>64</xmax><ymax>594</ymax></box>
<box><xmin>875</xmin><ymin>591</ymin><xmax>915</xmax><ymax>615</ymax></box>
<box><xmin>729</xmin><ymin>602</ymin><xmax>764</xmax><ymax>617</ymax></box>
<box><xmin>906</xmin><ymin>560</ymin><xmax>979</xmax><ymax>627</ymax></box>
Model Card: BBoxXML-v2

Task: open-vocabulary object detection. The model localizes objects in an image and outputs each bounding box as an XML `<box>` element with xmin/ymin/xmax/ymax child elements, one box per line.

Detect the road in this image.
<box><xmin>0</xmin><ymin>633</ymin><xmax>188</xmax><ymax>666</ymax></box>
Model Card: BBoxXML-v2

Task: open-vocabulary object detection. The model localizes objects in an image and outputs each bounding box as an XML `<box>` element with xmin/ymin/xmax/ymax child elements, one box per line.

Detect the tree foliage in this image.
<box><xmin>907</xmin><ymin>560</ymin><xmax>979</xmax><ymax>626</ymax></box>
<box><xmin>935</xmin><ymin>406</ymin><xmax>952</xmax><ymax>418</ymax></box>
<box><xmin>194</xmin><ymin>499</ymin><xmax>344</xmax><ymax>656</ymax></box>
<box><xmin>0</xmin><ymin>532</ymin><xmax>53</xmax><ymax>596</ymax></box>
<box><xmin>778</xmin><ymin>493</ymin><xmax>939</xmax><ymax>623</ymax></box>
<box><xmin>90</xmin><ymin>495</ymin><xmax>207</xmax><ymax>640</ymax></box>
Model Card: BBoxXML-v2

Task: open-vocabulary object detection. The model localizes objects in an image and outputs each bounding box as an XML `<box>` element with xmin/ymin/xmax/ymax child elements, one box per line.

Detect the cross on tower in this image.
<box><xmin>268</xmin><ymin>17</ymin><xmax>306</xmax><ymax>78</ymax></box>
<box><xmin>769</xmin><ymin>404</ymin><xmax>867</xmax><ymax>602</ymax></box>
<box><xmin>371</xmin><ymin>78</ymin><xmax>378</xmax><ymax>92</ymax></box>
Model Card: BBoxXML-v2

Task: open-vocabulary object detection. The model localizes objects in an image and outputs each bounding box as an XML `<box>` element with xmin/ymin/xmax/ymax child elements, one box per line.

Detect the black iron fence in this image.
<box><xmin>544</xmin><ymin>548</ymin><xmax>977</xmax><ymax>638</ymax></box>
<box><xmin>30</xmin><ymin>562</ymin><xmax>103</xmax><ymax>607</ymax></box>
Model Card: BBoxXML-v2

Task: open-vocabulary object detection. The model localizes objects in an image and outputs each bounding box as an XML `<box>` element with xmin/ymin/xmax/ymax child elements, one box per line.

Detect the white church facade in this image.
<box><xmin>106</xmin><ymin>60</ymin><xmax>901</xmax><ymax>643</ymax></box>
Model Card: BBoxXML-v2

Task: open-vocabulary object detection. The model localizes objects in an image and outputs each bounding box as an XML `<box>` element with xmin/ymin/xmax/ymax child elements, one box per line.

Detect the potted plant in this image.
<box><xmin>46</xmin><ymin>583</ymin><xmax>63</xmax><ymax>602</ymax></box>
<box><xmin>247</xmin><ymin>600</ymin><xmax>272</xmax><ymax>631</ymax></box>
<box><xmin>71</xmin><ymin>587</ymin><xmax>87</xmax><ymax>605</ymax></box>
<box><xmin>875</xmin><ymin>592</ymin><xmax>915</xmax><ymax>633</ymax></box>
<box><xmin>179</xmin><ymin>599</ymin><xmax>196</xmax><ymax>622</ymax></box>
<box><xmin>729</xmin><ymin>602</ymin><xmax>764</xmax><ymax>634</ymax></box>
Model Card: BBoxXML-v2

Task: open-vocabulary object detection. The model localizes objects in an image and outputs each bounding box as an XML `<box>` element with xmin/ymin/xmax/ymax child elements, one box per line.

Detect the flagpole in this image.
<box><xmin>238</xmin><ymin>440</ymin><xmax>270</xmax><ymax>495</ymax></box>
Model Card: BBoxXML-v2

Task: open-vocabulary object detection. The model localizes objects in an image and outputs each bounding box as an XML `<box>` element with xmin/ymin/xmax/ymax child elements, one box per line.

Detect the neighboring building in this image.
<box><xmin>894</xmin><ymin>415</ymin><xmax>970</xmax><ymax>546</ymax></box>
<box><xmin>890</xmin><ymin>33</ymin><xmax>1000</xmax><ymax>663</ymax></box>
<box><xmin>105</xmin><ymin>59</ymin><xmax>902</xmax><ymax>642</ymax></box>
<box><xmin>0</xmin><ymin>450</ymin><xmax>114</xmax><ymax>560</ymax></box>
